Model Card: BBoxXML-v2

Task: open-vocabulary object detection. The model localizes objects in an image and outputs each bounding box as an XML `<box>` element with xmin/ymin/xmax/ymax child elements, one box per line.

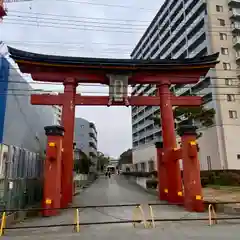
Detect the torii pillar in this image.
<box><xmin>155</xmin><ymin>141</ymin><xmax>168</xmax><ymax>201</ymax></box>
<box><xmin>158</xmin><ymin>81</ymin><xmax>183</xmax><ymax>204</ymax></box>
<box><xmin>61</xmin><ymin>78</ymin><xmax>77</xmax><ymax>208</ymax></box>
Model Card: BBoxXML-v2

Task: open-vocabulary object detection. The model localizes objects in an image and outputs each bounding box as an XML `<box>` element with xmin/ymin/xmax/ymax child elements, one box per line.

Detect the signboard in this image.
<box><xmin>108</xmin><ymin>74</ymin><xmax>129</xmax><ymax>104</ymax></box>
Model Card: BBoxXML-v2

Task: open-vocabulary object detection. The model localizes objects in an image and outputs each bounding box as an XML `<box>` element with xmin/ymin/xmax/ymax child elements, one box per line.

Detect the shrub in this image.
<box><xmin>122</xmin><ymin>171</ymin><xmax>155</xmax><ymax>178</ymax></box>
<box><xmin>200</xmin><ymin>170</ymin><xmax>240</xmax><ymax>186</ymax></box>
<box><xmin>146</xmin><ymin>179</ymin><xmax>158</xmax><ymax>189</ymax></box>
<box><xmin>123</xmin><ymin>170</ymin><xmax>240</xmax><ymax>187</ymax></box>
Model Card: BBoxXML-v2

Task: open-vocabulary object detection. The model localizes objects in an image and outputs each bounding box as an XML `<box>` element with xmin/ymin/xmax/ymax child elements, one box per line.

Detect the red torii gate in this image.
<box><xmin>8</xmin><ymin>47</ymin><xmax>218</xmax><ymax>211</ymax></box>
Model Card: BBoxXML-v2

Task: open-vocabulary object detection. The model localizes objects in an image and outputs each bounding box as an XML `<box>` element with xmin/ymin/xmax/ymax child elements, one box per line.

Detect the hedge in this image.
<box><xmin>122</xmin><ymin>170</ymin><xmax>240</xmax><ymax>187</ymax></box>
<box><xmin>146</xmin><ymin>179</ymin><xmax>158</xmax><ymax>189</ymax></box>
<box><xmin>122</xmin><ymin>171</ymin><xmax>157</xmax><ymax>178</ymax></box>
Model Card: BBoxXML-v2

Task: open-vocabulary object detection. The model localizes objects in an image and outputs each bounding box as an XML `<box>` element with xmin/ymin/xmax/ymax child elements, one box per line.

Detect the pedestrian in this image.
<box><xmin>108</xmin><ymin>171</ymin><xmax>111</xmax><ymax>178</ymax></box>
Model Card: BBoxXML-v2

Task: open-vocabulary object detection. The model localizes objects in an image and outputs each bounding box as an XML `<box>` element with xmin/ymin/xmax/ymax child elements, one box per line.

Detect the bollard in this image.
<box><xmin>132</xmin><ymin>205</ymin><xmax>148</xmax><ymax>228</ymax></box>
<box><xmin>208</xmin><ymin>204</ymin><xmax>217</xmax><ymax>226</ymax></box>
<box><xmin>74</xmin><ymin>209</ymin><xmax>80</xmax><ymax>233</ymax></box>
<box><xmin>148</xmin><ymin>205</ymin><xmax>156</xmax><ymax>228</ymax></box>
<box><xmin>0</xmin><ymin>212</ymin><xmax>6</xmax><ymax>237</ymax></box>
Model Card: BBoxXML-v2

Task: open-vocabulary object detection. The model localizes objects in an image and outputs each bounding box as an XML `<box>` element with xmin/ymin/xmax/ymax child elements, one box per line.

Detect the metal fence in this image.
<box><xmin>0</xmin><ymin>144</ymin><xmax>44</xmax><ymax>215</ymax></box>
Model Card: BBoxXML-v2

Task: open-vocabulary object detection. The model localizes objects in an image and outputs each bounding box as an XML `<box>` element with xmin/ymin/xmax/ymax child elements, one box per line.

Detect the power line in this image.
<box><xmin>8</xmin><ymin>10</ymin><xmax>153</xmax><ymax>23</ymax></box>
<box><xmin>2</xmin><ymin>77</ymin><xmax>240</xmax><ymax>87</ymax></box>
<box><xmin>3</xmin><ymin>92</ymin><xmax>240</xmax><ymax>99</ymax></box>
<box><xmin>7</xmin><ymin>14</ymin><xmax>149</xmax><ymax>27</ymax></box>
<box><xmin>3</xmin><ymin>17</ymin><xmax>145</xmax><ymax>30</ymax></box>
<box><xmin>3</xmin><ymin>86</ymin><xmax>240</xmax><ymax>96</ymax></box>
<box><xmin>44</xmin><ymin>0</ymin><xmax>157</xmax><ymax>11</ymax></box>
<box><xmin>2</xmin><ymin>21</ymin><xmax>144</xmax><ymax>33</ymax></box>
<box><xmin>3</xmin><ymin>40</ymin><xmax>135</xmax><ymax>46</ymax></box>
<box><xmin>7</xmin><ymin>9</ymin><xmax>236</xmax><ymax>19</ymax></box>
<box><xmin>3</xmin><ymin>32</ymin><xmax>239</xmax><ymax>48</ymax></box>
<box><xmin>3</xmin><ymin>19</ymin><xmax>240</xmax><ymax>35</ymax></box>
<box><xmin>6</xmin><ymin>13</ymin><xmax>240</xmax><ymax>29</ymax></box>
<box><xmin>4</xmin><ymin>42</ymin><xmax>134</xmax><ymax>51</ymax></box>
<box><xmin>4</xmin><ymin>15</ymin><xmax>240</xmax><ymax>30</ymax></box>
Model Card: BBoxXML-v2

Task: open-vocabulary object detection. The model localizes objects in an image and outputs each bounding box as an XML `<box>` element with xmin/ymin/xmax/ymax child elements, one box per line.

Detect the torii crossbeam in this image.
<box><xmin>31</xmin><ymin>95</ymin><xmax>203</xmax><ymax>106</ymax></box>
<box><xmin>8</xmin><ymin>46</ymin><xmax>219</xmax><ymax>210</ymax></box>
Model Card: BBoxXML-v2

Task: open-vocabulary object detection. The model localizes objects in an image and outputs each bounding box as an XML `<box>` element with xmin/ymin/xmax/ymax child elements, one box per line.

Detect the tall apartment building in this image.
<box><xmin>74</xmin><ymin>117</ymin><xmax>98</xmax><ymax>163</ymax></box>
<box><xmin>52</xmin><ymin>105</ymin><xmax>62</xmax><ymax>125</ymax></box>
<box><xmin>131</xmin><ymin>0</ymin><xmax>240</xmax><ymax>171</ymax></box>
<box><xmin>0</xmin><ymin>57</ymin><xmax>55</xmax><ymax>153</ymax></box>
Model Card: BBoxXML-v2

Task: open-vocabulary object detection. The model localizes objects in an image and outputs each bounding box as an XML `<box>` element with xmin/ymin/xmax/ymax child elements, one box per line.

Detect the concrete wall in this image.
<box><xmin>0</xmin><ymin>58</ymin><xmax>55</xmax><ymax>153</ymax></box>
<box><xmin>132</xmin><ymin>143</ymin><xmax>157</xmax><ymax>172</ymax></box>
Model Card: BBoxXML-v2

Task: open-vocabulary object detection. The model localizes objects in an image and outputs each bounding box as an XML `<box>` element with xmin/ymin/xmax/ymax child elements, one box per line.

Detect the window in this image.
<box><xmin>135</xmin><ymin>164</ymin><xmax>138</xmax><ymax>171</ymax></box>
<box><xmin>223</xmin><ymin>62</ymin><xmax>231</xmax><ymax>70</ymax></box>
<box><xmin>216</xmin><ymin>5</ymin><xmax>223</xmax><ymax>12</ymax></box>
<box><xmin>207</xmin><ymin>156</ymin><xmax>212</xmax><ymax>171</ymax></box>
<box><xmin>227</xmin><ymin>94</ymin><xmax>235</xmax><ymax>102</ymax></box>
<box><xmin>225</xmin><ymin>78</ymin><xmax>233</xmax><ymax>85</ymax></box>
<box><xmin>140</xmin><ymin>162</ymin><xmax>145</xmax><ymax>172</ymax></box>
<box><xmin>229</xmin><ymin>110</ymin><xmax>238</xmax><ymax>119</ymax></box>
<box><xmin>220</xmin><ymin>33</ymin><xmax>227</xmax><ymax>40</ymax></box>
<box><xmin>148</xmin><ymin>160</ymin><xmax>155</xmax><ymax>172</ymax></box>
<box><xmin>237</xmin><ymin>154</ymin><xmax>240</xmax><ymax>160</ymax></box>
<box><xmin>218</xmin><ymin>19</ymin><xmax>225</xmax><ymax>26</ymax></box>
<box><xmin>80</xmin><ymin>125</ymin><xmax>84</xmax><ymax>128</ymax></box>
<box><xmin>221</xmin><ymin>47</ymin><xmax>229</xmax><ymax>55</ymax></box>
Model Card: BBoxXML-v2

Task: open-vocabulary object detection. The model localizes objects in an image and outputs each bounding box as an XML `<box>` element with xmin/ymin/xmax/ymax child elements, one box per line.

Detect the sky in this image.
<box><xmin>0</xmin><ymin>0</ymin><xmax>163</xmax><ymax>158</ymax></box>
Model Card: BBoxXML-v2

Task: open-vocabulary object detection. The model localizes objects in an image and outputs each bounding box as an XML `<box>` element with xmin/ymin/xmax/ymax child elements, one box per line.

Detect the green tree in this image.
<box><xmin>96</xmin><ymin>152</ymin><xmax>110</xmax><ymax>171</ymax></box>
<box><xmin>74</xmin><ymin>150</ymin><xmax>93</xmax><ymax>174</ymax></box>
<box><xmin>118</xmin><ymin>149</ymin><xmax>132</xmax><ymax>166</ymax></box>
<box><xmin>152</xmin><ymin>106</ymin><xmax>215</xmax><ymax>138</ymax></box>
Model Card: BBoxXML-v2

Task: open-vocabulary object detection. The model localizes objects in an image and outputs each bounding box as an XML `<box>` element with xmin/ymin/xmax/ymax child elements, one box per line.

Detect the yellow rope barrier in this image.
<box><xmin>208</xmin><ymin>204</ymin><xmax>217</xmax><ymax>226</ymax></box>
<box><xmin>132</xmin><ymin>205</ymin><xmax>148</xmax><ymax>228</ymax></box>
<box><xmin>0</xmin><ymin>212</ymin><xmax>6</xmax><ymax>237</ymax></box>
<box><xmin>148</xmin><ymin>205</ymin><xmax>156</xmax><ymax>228</ymax></box>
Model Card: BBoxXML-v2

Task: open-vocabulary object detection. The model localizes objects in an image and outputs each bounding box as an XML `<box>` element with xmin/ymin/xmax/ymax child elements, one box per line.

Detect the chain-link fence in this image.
<box><xmin>0</xmin><ymin>144</ymin><xmax>44</xmax><ymax>216</ymax></box>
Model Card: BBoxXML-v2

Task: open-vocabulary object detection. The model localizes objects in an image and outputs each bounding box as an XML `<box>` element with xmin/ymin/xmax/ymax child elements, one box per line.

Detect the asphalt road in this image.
<box><xmin>4</xmin><ymin>175</ymin><xmax>240</xmax><ymax>239</ymax></box>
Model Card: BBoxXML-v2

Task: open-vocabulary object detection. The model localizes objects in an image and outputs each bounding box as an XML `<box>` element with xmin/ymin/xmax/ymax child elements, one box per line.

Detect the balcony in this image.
<box><xmin>89</xmin><ymin>122</ymin><xmax>97</xmax><ymax>134</ymax></box>
<box><xmin>232</xmin><ymin>22</ymin><xmax>240</xmax><ymax>33</ymax></box>
<box><xmin>236</xmin><ymin>51</ymin><xmax>240</xmax><ymax>61</ymax></box>
<box><xmin>89</xmin><ymin>141</ymin><xmax>97</xmax><ymax>150</ymax></box>
<box><xmin>230</xmin><ymin>7</ymin><xmax>240</xmax><ymax>20</ymax></box>
<box><xmin>236</xmin><ymin>67</ymin><xmax>240</xmax><ymax>76</ymax></box>
<box><xmin>229</xmin><ymin>0</ymin><xmax>240</xmax><ymax>8</ymax></box>
<box><xmin>233</xmin><ymin>36</ymin><xmax>240</xmax><ymax>48</ymax></box>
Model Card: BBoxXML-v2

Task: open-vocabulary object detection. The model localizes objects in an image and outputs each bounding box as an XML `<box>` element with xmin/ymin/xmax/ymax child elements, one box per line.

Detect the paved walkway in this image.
<box><xmin>4</xmin><ymin>175</ymin><xmax>240</xmax><ymax>239</ymax></box>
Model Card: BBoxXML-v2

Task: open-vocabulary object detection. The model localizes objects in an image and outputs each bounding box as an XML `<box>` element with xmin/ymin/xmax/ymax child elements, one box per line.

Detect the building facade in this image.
<box><xmin>52</xmin><ymin>105</ymin><xmax>62</xmax><ymax>125</ymax></box>
<box><xmin>74</xmin><ymin>117</ymin><xmax>98</xmax><ymax>161</ymax></box>
<box><xmin>131</xmin><ymin>0</ymin><xmax>240</xmax><ymax>171</ymax></box>
<box><xmin>0</xmin><ymin>57</ymin><xmax>55</xmax><ymax>153</ymax></box>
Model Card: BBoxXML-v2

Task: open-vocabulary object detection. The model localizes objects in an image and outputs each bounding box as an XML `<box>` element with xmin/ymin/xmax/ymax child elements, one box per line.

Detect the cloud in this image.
<box><xmin>1</xmin><ymin>0</ymin><xmax>163</xmax><ymax>158</ymax></box>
